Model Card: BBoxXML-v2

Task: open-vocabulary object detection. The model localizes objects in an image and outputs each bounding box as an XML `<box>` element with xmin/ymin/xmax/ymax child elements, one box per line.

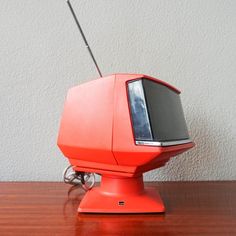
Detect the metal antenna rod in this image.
<box><xmin>66</xmin><ymin>0</ymin><xmax>103</xmax><ymax>77</ymax></box>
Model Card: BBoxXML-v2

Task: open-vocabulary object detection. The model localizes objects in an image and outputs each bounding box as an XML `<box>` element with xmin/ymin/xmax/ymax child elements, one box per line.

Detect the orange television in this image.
<box><xmin>57</xmin><ymin>1</ymin><xmax>194</xmax><ymax>213</ymax></box>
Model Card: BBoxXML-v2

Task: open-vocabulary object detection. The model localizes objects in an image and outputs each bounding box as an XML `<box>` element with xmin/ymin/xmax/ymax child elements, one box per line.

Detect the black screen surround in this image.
<box><xmin>128</xmin><ymin>78</ymin><xmax>190</xmax><ymax>144</ymax></box>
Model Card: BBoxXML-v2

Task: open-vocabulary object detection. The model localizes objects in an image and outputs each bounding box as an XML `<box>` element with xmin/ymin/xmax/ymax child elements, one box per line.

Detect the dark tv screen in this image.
<box><xmin>142</xmin><ymin>79</ymin><xmax>190</xmax><ymax>142</ymax></box>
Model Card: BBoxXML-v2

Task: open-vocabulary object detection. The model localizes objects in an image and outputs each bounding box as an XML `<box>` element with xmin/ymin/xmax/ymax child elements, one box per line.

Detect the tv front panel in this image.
<box><xmin>128</xmin><ymin>78</ymin><xmax>191</xmax><ymax>147</ymax></box>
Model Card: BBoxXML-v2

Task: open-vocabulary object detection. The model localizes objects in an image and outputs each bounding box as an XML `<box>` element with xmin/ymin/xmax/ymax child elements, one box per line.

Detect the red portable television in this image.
<box><xmin>58</xmin><ymin>73</ymin><xmax>194</xmax><ymax>213</ymax></box>
<box><xmin>57</xmin><ymin>0</ymin><xmax>194</xmax><ymax>213</ymax></box>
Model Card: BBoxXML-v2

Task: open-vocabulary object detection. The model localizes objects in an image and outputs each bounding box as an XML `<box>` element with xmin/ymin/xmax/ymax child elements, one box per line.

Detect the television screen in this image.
<box><xmin>128</xmin><ymin>78</ymin><xmax>190</xmax><ymax>144</ymax></box>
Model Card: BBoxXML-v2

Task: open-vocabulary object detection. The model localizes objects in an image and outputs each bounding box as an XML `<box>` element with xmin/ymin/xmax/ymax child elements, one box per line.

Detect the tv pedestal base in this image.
<box><xmin>78</xmin><ymin>175</ymin><xmax>165</xmax><ymax>213</ymax></box>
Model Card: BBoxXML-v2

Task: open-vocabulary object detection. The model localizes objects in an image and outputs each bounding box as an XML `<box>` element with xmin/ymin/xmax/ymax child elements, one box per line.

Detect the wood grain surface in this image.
<box><xmin>0</xmin><ymin>182</ymin><xmax>235</xmax><ymax>236</ymax></box>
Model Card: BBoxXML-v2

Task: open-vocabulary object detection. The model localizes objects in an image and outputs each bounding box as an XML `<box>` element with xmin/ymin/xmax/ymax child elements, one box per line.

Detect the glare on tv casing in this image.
<box><xmin>57</xmin><ymin>73</ymin><xmax>194</xmax><ymax>213</ymax></box>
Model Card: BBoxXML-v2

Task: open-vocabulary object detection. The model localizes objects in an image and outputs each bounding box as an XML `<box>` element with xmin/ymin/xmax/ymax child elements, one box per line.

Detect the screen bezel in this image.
<box><xmin>127</xmin><ymin>78</ymin><xmax>192</xmax><ymax>147</ymax></box>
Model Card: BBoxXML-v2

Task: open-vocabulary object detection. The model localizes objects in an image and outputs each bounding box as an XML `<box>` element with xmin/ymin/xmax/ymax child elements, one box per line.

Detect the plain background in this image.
<box><xmin>0</xmin><ymin>0</ymin><xmax>235</xmax><ymax>181</ymax></box>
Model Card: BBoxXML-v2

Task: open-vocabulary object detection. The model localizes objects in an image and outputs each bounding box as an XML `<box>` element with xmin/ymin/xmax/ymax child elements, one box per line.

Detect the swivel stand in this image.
<box><xmin>78</xmin><ymin>175</ymin><xmax>165</xmax><ymax>213</ymax></box>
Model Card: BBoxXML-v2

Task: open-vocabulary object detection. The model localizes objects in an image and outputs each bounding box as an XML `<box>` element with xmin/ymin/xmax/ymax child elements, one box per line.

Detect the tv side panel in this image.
<box><xmin>57</xmin><ymin>75</ymin><xmax>117</xmax><ymax>165</ymax></box>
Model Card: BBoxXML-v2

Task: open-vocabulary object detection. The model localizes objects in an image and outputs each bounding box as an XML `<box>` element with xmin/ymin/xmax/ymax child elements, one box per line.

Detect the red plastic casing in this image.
<box><xmin>58</xmin><ymin>73</ymin><xmax>194</xmax><ymax>177</ymax></box>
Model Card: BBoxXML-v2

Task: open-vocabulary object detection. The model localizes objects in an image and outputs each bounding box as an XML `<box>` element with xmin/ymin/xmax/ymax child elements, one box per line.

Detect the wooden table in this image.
<box><xmin>0</xmin><ymin>182</ymin><xmax>235</xmax><ymax>236</ymax></box>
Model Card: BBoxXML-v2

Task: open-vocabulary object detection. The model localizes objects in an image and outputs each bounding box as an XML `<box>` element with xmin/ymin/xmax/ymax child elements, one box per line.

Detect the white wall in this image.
<box><xmin>0</xmin><ymin>0</ymin><xmax>235</xmax><ymax>181</ymax></box>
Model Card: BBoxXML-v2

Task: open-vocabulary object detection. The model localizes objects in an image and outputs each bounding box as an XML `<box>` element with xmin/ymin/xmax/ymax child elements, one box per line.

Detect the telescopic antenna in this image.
<box><xmin>66</xmin><ymin>0</ymin><xmax>103</xmax><ymax>78</ymax></box>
